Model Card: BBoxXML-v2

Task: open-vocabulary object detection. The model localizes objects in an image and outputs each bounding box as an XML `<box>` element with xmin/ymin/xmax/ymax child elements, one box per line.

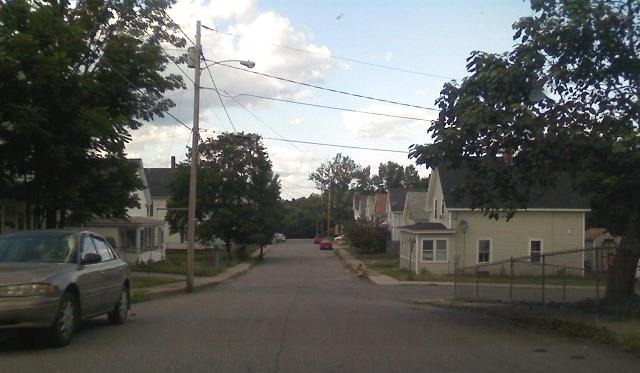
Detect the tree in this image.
<box><xmin>281</xmin><ymin>194</ymin><xmax>323</xmax><ymax>238</ymax></box>
<box><xmin>309</xmin><ymin>153</ymin><xmax>360</xmax><ymax>232</ymax></box>
<box><xmin>410</xmin><ymin>0</ymin><xmax>640</xmax><ymax>305</ymax></box>
<box><xmin>0</xmin><ymin>0</ymin><xmax>185</xmax><ymax>227</ymax></box>
<box><xmin>166</xmin><ymin>133</ymin><xmax>281</xmax><ymax>256</ymax></box>
<box><xmin>374</xmin><ymin>162</ymin><xmax>429</xmax><ymax>190</ymax></box>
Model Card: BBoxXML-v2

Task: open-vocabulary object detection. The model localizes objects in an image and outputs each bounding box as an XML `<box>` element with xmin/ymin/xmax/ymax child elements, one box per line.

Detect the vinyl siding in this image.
<box><xmin>407</xmin><ymin>210</ymin><xmax>585</xmax><ymax>275</ymax></box>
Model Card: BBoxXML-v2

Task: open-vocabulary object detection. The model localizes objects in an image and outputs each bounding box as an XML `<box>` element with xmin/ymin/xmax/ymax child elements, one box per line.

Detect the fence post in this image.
<box><xmin>596</xmin><ymin>247</ymin><xmax>601</xmax><ymax>307</ymax></box>
<box><xmin>475</xmin><ymin>264</ymin><xmax>479</xmax><ymax>300</ymax></box>
<box><xmin>562</xmin><ymin>266</ymin><xmax>567</xmax><ymax>303</ymax></box>
<box><xmin>453</xmin><ymin>261</ymin><xmax>458</xmax><ymax>300</ymax></box>
<box><xmin>509</xmin><ymin>256</ymin><xmax>514</xmax><ymax>302</ymax></box>
<box><xmin>541</xmin><ymin>255</ymin><xmax>546</xmax><ymax>304</ymax></box>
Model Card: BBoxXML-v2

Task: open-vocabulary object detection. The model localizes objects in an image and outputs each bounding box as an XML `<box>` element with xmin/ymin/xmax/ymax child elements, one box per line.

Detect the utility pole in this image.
<box><xmin>327</xmin><ymin>182</ymin><xmax>331</xmax><ymax>238</ymax></box>
<box><xmin>185</xmin><ymin>20</ymin><xmax>202</xmax><ymax>293</ymax></box>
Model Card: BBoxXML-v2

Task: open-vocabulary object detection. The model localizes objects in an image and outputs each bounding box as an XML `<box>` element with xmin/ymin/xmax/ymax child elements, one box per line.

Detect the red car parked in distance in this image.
<box><xmin>319</xmin><ymin>240</ymin><xmax>333</xmax><ymax>250</ymax></box>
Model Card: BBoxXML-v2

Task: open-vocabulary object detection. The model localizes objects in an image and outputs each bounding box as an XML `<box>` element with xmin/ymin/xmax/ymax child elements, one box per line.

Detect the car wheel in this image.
<box><xmin>107</xmin><ymin>285</ymin><xmax>129</xmax><ymax>325</ymax></box>
<box><xmin>44</xmin><ymin>292</ymin><xmax>79</xmax><ymax>347</ymax></box>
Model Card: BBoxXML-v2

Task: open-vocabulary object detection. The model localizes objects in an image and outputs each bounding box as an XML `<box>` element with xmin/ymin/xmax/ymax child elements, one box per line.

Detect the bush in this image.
<box><xmin>345</xmin><ymin>222</ymin><xmax>389</xmax><ymax>254</ymax></box>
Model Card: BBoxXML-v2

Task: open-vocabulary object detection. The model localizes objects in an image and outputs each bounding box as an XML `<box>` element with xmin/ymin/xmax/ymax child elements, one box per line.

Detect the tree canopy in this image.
<box><xmin>166</xmin><ymin>133</ymin><xmax>282</xmax><ymax>252</ymax></box>
<box><xmin>0</xmin><ymin>0</ymin><xmax>185</xmax><ymax>227</ymax></box>
<box><xmin>410</xmin><ymin>0</ymin><xmax>640</xmax><ymax>304</ymax></box>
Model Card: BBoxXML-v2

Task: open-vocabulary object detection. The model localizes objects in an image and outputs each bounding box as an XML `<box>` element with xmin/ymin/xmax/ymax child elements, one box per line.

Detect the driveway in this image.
<box><xmin>0</xmin><ymin>239</ymin><xmax>637</xmax><ymax>372</ymax></box>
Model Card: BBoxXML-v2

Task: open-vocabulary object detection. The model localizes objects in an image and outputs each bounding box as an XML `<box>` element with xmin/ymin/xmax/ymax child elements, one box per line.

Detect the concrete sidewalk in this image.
<box><xmin>132</xmin><ymin>245</ymin><xmax>273</xmax><ymax>301</ymax></box>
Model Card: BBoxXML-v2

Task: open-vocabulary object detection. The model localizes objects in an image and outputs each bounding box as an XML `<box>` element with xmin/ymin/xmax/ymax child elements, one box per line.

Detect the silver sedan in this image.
<box><xmin>0</xmin><ymin>230</ymin><xmax>130</xmax><ymax>346</ymax></box>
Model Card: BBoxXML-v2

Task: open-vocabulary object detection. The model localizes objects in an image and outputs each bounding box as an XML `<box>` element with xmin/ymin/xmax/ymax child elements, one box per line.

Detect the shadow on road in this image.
<box><xmin>0</xmin><ymin>318</ymin><xmax>114</xmax><ymax>353</ymax></box>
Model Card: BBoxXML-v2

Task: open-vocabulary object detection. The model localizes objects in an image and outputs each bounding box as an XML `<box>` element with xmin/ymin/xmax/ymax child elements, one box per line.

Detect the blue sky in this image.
<box><xmin>126</xmin><ymin>0</ymin><xmax>533</xmax><ymax>199</ymax></box>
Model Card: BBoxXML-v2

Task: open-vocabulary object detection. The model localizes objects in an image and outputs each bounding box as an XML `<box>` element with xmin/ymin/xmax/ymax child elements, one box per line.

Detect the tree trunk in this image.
<box><xmin>45</xmin><ymin>208</ymin><xmax>57</xmax><ymax>229</ymax></box>
<box><xmin>604</xmin><ymin>216</ymin><xmax>640</xmax><ymax>306</ymax></box>
<box><xmin>225</xmin><ymin>238</ymin><xmax>231</xmax><ymax>259</ymax></box>
<box><xmin>58</xmin><ymin>211</ymin><xmax>66</xmax><ymax>229</ymax></box>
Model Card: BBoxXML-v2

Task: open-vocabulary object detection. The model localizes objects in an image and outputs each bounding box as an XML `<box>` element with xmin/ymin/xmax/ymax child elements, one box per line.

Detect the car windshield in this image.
<box><xmin>0</xmin><ymin>233</ymin><xmax>78</xmax><ymax>264</ymax></box>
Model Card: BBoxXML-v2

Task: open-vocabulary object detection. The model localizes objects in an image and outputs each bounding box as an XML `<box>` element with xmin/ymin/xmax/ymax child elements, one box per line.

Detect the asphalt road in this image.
<box><xmin>1</xmin><ymin>239</ymin><xmax>637</xmax><ymax>372</ymax></box>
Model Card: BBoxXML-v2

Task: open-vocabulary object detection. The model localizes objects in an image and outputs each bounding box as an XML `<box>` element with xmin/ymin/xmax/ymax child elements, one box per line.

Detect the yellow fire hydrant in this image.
<box><xmin>357</xmin><ymin>263</ymin><xmax>365</xmax><ymax>277</ymax></box>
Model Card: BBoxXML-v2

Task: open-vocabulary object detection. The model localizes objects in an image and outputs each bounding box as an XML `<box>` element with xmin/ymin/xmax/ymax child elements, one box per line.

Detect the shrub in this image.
<box><xmin>345</xmin><ymin>222</ymin><xmax>389</xmax><ymax>254</ymax></box>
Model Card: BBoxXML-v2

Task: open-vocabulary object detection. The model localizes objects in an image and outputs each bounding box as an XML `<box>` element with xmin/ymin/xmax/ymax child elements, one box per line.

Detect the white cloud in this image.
<box><xmin>342</xmin><ymin>104</ymin><xmax>436</xmax><ymax>140</ymax></box>
<box><xmin>268</xmin><ymin>146</ymin><xmax>320</xmax><ymax>198</ymax></box>
<box><xmin>153</xmin><ymin>2</ymin><xmax>335</xmax><ymax>127</ymax></box>
<box><xmin>289</xmin><ymin>117</ymin><xmax>304</xmax><ymax>125</ymax></box>
<box><xmin>385</xmin><ymin>51</ymin><xmax>393</xmax><ymax>62</ymax></box>
<box><xmin>416</xmin><ymin>89</ymin><xmax>427</xmax><ymax>97</ymax></box>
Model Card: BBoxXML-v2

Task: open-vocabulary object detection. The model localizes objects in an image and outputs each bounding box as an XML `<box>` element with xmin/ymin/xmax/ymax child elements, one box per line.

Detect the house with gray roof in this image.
<box><xmin>144</xmin><ymin>165</ymin><xmax>186</xmax><ymax>249</ymax></box>
<box><xmin>399</xmin><ymin>163</ymin><xmax>590</xmax><ymax>275</ymax></box>
<box><xmin>386</xmin><ymin>188</ymin><xmax>409</xmax><ymax>241</ymax></box>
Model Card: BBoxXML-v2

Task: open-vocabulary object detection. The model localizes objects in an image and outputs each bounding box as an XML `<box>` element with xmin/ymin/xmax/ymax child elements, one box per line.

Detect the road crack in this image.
<box><xmin>272</xmin><ymin>261</ymin><xmax>301</xmax><ymax>373</ymax></box>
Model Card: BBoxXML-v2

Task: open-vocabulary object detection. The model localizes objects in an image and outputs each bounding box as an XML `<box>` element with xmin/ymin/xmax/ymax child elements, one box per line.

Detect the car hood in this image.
<box><xmin>0</xmin><ymin>263</ymin><xmax>76</xmax><ymax>285</ymax></box>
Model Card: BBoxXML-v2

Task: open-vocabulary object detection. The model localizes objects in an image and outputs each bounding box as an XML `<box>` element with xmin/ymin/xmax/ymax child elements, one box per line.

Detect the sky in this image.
<box><xmin>124</xmin><ymin>0</ymin><xmax>534</xmax><ymax>199</ymax></box>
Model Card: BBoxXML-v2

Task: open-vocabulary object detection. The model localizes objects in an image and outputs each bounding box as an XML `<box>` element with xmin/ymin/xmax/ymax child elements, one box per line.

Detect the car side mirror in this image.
<box><xmin>81</xmin><ymin>252</ymin><xmax>102</xmax><ymax>265</ymax></box>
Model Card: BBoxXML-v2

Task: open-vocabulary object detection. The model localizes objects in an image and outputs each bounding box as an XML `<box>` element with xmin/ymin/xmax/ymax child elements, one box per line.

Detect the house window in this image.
<box><xmin>441</xmin><ymin>202</ymin><xmax>445</xmax><ymax>216</ymax></box>
<box><xmin>478</xmin><ymin>239</ymin><xmax>491</xmax><ymax>263</ymax></box>
<box><xmin>422</xmin><ymin>239</ymin><xmax>447</xmax><ymax>262</ymax></box>
<box><xmin>530</xmin><ymin>240</ymin><xmax>542</xmax><ymax>263</ymax></box>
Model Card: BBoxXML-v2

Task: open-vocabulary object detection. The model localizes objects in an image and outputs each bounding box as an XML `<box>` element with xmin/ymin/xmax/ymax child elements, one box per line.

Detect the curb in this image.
<box><xmin>333</xmin><ymin>246</ymin><xmax>368</xmax><ymax>277</ymax></box>
<box><xmin>133</xmin><ymin>245</ymin><xmax>273</xmax><ymax>302</ymax></box>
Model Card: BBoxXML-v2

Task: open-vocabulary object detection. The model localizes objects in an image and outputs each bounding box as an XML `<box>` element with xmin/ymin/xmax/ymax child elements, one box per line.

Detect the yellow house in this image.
<box><xmin>399</xmin><ymin>165</ymin><xmax>589</xmax><ymax>275</ymax></box>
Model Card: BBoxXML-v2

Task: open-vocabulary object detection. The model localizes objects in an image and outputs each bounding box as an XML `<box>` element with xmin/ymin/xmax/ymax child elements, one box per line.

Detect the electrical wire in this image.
<box><xmin>202</xmin><ymin>58</ymin><xmax>238</xmax><ymax>132</ymax></box>
<box><xmin>258</xmin><ymin>136</ymin><xmax>408</xmax><ymax>154</ymax></box>
<box><xmin>141</xmin><ymin>28</ymin><xmax>194</xmax><ymax>84</ymax></box>
<box><xmin>221</xmin><ymin>92</ymin><xmax>311</xmax><ymax>156</ymax></box>
<box><xmin>202</xmin><ymin>26</ymin><xmax>457</xmax><ymax>80</ymax></box>
<box><xmin>212</xmin><ymin>62</ymin><xmax>434</xmax><ymax>110</ymax></box>
<box><xmin>203</xmin><ymin>88</ymin><xmax>434</xmax><ymax>121</ymax></box>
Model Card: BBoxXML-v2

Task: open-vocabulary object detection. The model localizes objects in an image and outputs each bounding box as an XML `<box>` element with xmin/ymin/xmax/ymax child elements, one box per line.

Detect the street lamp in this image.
<box><xmin>184</xmin><ymin>20</ymin><xmax>256</xmax><ymax>293</ymax></box>
<box><xmin>204</xmin><ymin>59</ymin><xmax>256</xmax><ymax>69</ymax></box>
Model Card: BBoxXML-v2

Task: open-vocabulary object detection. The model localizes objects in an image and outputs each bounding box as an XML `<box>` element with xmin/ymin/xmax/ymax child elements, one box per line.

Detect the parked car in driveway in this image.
<box><xmin>274</xmin><ymin>233</ymin><xmax>286</xmax><ymax>242</ymax></box>
<box><xmin>319</xmin><ymin>240</ymin><xmax>333</xmax><ymax>250</ymax></box>
<box><xmin>0</xmin><ymin>230</ymin><xmax>130</xmax><ymax>346</ymax></box>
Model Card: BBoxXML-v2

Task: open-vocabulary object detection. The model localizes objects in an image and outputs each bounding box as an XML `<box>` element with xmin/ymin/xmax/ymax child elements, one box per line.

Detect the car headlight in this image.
<box><xmin>0</xmin><ymin>283</ymin><xmax>55</xmax><ymax>297</ymax></box>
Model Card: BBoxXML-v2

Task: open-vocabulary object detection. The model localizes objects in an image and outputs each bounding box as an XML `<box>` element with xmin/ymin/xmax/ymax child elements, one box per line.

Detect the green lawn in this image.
<box><xmin>353</xmin><ymin>250</ymin><xmax>606</xmax><ymax>287</ymax></box>
<box><xmin>132</xmin><ymin>245</ymin><xmax>259</xmax><ymax>277</ymax></box>
<box><xmin>130</xmin><ymin>275</ymin><xmax>183</xmax><ymax>303</ymax></box>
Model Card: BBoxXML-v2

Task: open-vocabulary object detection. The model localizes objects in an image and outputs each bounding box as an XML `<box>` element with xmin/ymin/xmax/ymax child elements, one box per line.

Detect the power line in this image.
<box><xmin>260</xmin><ymin>136</ymin><xmax>408</xmax><ymax>154</ymax></box>
<box><xmin>201</xmin><ymin>55</ymin><xmax>238</xmax><ymax>132</ymax></box>
<box><xmin>162</xmin><ymin>10</ymin><xmax>196</xmax><ymax>48</ymax></box>
<box><xmin>211</xmin><ymin>62</ymin><xmax>433</xmax><ymax>111</ymax></box>
<box><xmin>221</xmin><ymin>92</ymin><xmax>311</xmax><ymax>156</ymax></box>
<box><xmin>204</xmin><ymin>89</ymin><xmax>435</xmax><ymax>120</ymax></box>
<box><xmin>141</xmin><ymin>28</ymin><xmax>194</xmax><ymax>84</ymax></box>
<box><xmin>203</xmin><ymin>26</ymin><xmax>457</xmax><ymax>80</ymax></box>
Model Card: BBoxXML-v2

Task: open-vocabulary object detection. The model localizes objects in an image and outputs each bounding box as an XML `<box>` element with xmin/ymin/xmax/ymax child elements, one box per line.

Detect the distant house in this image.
<box><xmin>69</xmin><ymin>159</ymin><xmax>167</xmax><ymax>258</ymax></box>
<box><xmin>584</xmin><ymin>227</ymin><xmax>621</xmax><ymax>271</ymax></box>
<box><xmin>386</xmin><ymin>188</ymin><xmax>409</xmax><ymax>242</ymax></box>
<box><xmin>399</xmin><ymin>164</ymin><xmax>590</xmax><ymax>275</ymax></box>
<box><xmin>374</xmin><ymin>192</ymin><xmax>388</xmax><ymax>224</ymax></box>
<box><xmin>144</xmin><ymin>164</ymin><xmax>183</xmax><ymax>249</ymax></box>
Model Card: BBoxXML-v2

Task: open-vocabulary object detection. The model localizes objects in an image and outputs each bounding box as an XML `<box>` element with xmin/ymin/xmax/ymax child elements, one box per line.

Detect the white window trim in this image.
<box><xmin>529</xmin><ymin>239</ymin><xmax>543</xmax><ymax>263</ymax></box>
<box><xmin>420</xmin><ymin>238</ymin><xmax>449</xmax><ymax>263</ymax></box>
<box><xmin>477</xmin><ymin>238</ymin><xmax>492</xmax><ymax>264</ymax></box>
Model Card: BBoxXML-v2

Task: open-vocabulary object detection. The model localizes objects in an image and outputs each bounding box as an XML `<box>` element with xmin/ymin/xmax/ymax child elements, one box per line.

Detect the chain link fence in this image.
<box><xmin>453</xmin><ymin>245</ymin><xmax>637</xmax><ymax>305</ymax></box>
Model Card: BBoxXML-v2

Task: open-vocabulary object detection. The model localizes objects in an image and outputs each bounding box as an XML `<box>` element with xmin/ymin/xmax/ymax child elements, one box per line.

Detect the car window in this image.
<box><xmin>93</xmin><ymin>236</ymin><xmax>114</xmax><ymax>261</ymax></box>
<box><xmin>82</xmin><ymin>235</ymin><xmax>97</xmax><ymax>255</ymax></box>
<box><xmin>0</xmin><ymin>233</ymin><xmax>77</xmax><ymax>263</ymax></box>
